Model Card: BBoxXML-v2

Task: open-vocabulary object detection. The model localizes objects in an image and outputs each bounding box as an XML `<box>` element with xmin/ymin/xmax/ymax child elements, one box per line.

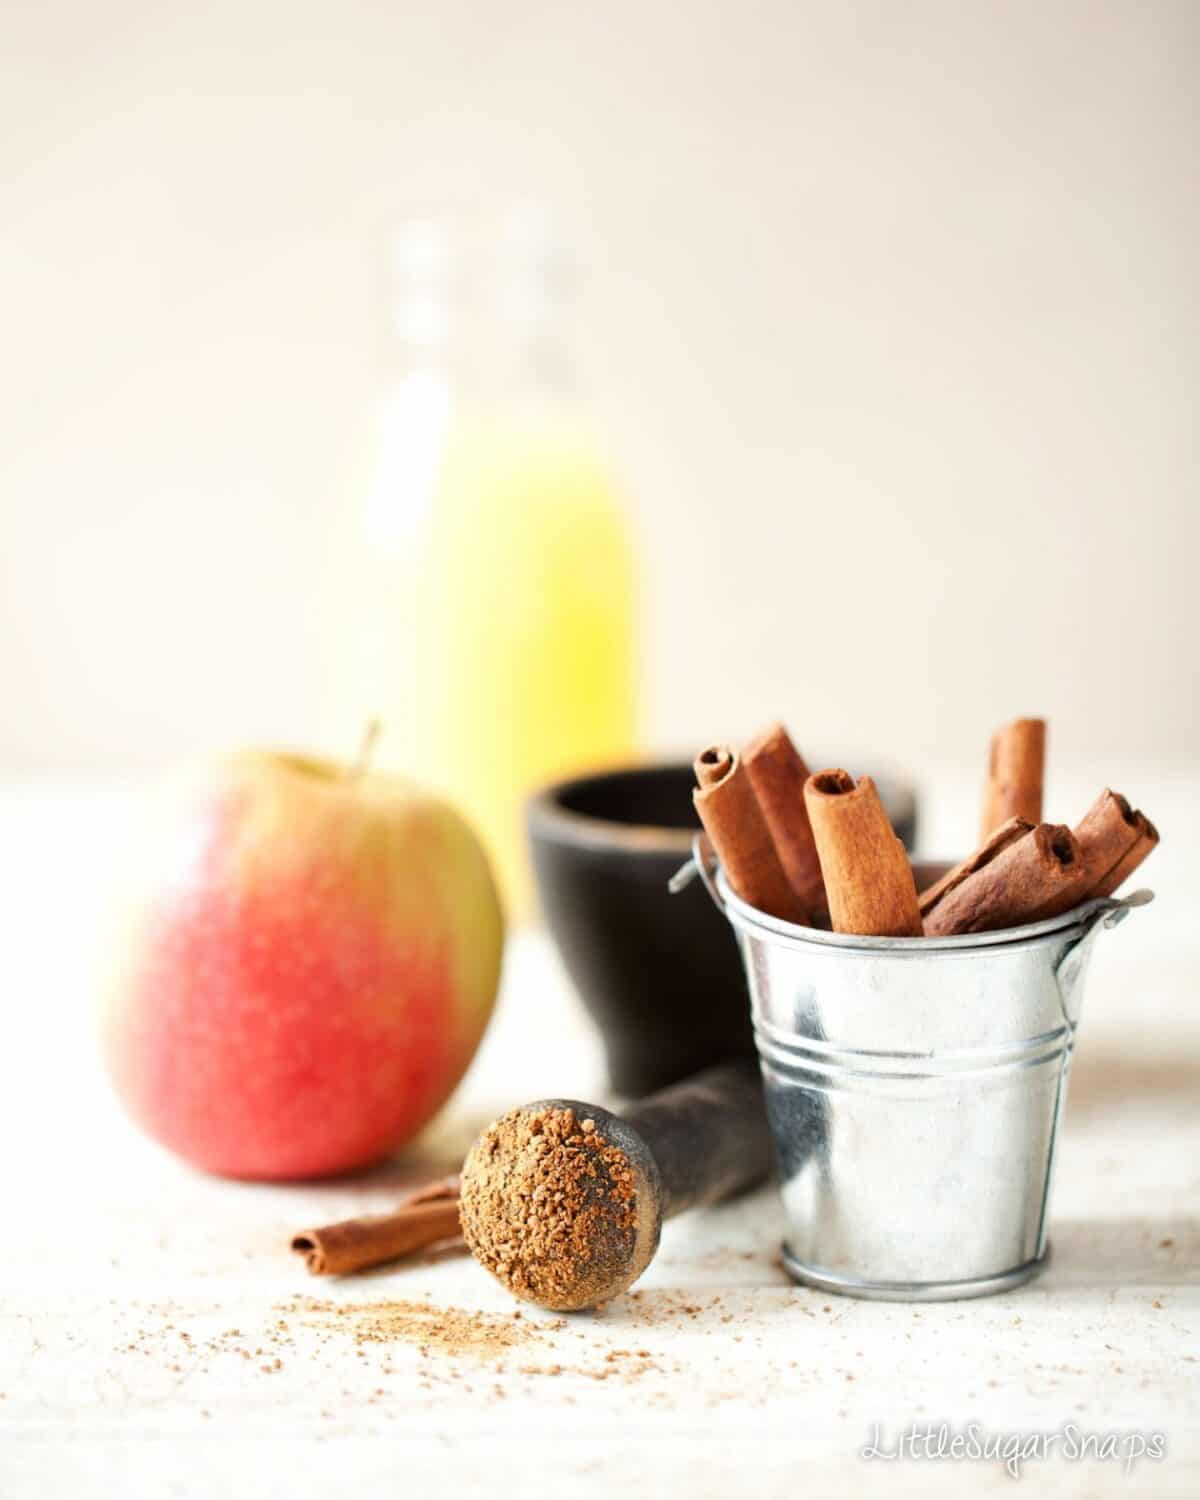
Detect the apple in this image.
<box><xmin>99</xmin><ymin>745</ymin><xmax>504</xmax><ymax>1179</ymax></box>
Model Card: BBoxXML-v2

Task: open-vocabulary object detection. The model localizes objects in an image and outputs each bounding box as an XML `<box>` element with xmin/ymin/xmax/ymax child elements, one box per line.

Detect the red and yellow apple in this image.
<box><xmin>99</xmin><ymin>749</ymin><xmax>504</xmax><ymax>1179</ymax></box>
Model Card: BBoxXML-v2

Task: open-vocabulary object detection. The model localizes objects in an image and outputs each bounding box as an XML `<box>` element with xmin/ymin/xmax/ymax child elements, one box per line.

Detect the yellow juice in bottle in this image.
<box><xmin>412</xmin><ymin>413</ymin><xmax>636</xmax><ymax>909</ymax></box>
<box><xmin>322</xmin><ymin>389</ymin><xmax>637</xmax><ymax>914</ymax></box>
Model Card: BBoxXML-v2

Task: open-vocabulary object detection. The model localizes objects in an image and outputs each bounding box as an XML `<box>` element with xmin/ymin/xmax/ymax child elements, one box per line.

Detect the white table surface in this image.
<box><xmin>1</xmin><ymin>765</ymin><xmax>1196</xmax><ymax>1498</ymax></box>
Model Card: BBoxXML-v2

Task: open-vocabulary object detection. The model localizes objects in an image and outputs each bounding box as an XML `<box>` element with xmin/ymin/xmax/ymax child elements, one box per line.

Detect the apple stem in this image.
<box><xmin>350</xmin><ymin>718</ymin><xmax>382</xmax><ymax>781</ymax></box>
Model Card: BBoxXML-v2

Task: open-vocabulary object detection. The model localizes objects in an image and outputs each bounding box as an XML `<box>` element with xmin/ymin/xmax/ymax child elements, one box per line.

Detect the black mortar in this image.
<box><xmin>527</xmin><ymin>759</ymin><xmax>918</xmax><ymax>1096</ymax></box>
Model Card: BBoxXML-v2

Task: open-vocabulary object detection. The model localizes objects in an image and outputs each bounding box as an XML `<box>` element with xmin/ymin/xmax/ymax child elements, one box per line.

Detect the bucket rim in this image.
<box><xmin>716</xmin><ymin>869</ymin><xmax>1129</xmax><ymax>954</ymax></box>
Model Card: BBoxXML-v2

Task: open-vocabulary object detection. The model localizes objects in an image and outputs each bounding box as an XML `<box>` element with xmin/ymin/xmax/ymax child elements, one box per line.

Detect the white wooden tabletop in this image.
<box><xmin>1</xmin><ymin>767</ymin><xmax>1196</xmax><ymax>1498</ymax></box>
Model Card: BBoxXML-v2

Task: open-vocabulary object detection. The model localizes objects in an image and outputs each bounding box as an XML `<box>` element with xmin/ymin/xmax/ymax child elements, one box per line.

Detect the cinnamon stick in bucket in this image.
<box><xmin>693</xmin><ymin>745</ymin><xmax>808</xmax><ymax>923</ymax></box>
<box><xmin>803</xmin><ymin>770</ymin><xmax>922</xmax><ymax>937</ymax></box>
<box><xmin>1090</xmin><ymin>812</ymin><xmax>1158</xmax><ymax>897</ymax></box>
<box><xmin>980</xmin><ymin>718</ymin><xmax>1045</xmax><ymax>839</ymax></box>
<box><xmin>923</xmin><ymin>823</ymin><xmax>1090</xmax><ymax>936</ymax></box>
<box><xmin>917</xmin><ymin>816</ymin><xmax>1033</xmax><ymax>922</ymax></box>
<box><xmin>1073</xmin><ymin>789</ymin><xmax>1160</xmax><ymax>897</ymax></box>
<box><xmin>743</xmin><ymin>722</ymin><xmax>828</xmax><ymax>923</ymax></box>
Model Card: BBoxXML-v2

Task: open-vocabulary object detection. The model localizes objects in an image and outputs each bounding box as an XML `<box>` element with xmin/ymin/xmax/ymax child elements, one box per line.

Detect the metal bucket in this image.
<box><xmin>681</xmin><ymin>838</ymin><xmax>1152</xmax><ymax>1302</ymax></box>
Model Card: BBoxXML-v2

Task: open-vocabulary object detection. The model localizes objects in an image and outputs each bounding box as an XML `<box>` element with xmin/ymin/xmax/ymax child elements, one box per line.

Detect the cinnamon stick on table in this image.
<box><xmin>693</xmin><ymin>745</ymin><xmax>809</xmax><ymax>923</ymax></box>
<box><xmin>742</xmin><ymin>722</ymin><xmax>829</xmax><ymax>923</ymax></box>
<box><xmin>803</xmin><ymin>770</ymin><xmax>922</xmax><ymax>937</ymax></box>
<box><xmin>923</xmin><ymin>824</ymin><xmax>1090</xmax><ymax>937</ymax></box>
<box><xmin>980</xmin><ymin>718</ymin><xmax>1046</xmax><ymax>840</ymax></box>
<box><xmin>1073</xmin><ymin>788</ymin><xmax>1160</xmax><ymax>898</ymax></box>
<box><xmin>291</xmin><ymin>1176</ymin><xmax>463</xmax><ymax>1277</ymax></box>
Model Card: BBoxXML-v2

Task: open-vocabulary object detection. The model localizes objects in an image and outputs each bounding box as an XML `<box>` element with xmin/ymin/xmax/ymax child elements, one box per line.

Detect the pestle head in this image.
<box><xmin>458</xmin><ymin>1098</ymin><xmax>665</xmax><ymax>1311</ymax></box>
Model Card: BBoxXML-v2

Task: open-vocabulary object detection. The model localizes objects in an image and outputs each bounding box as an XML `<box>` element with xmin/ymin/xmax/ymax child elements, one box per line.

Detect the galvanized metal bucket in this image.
<box><xmin>680</xmin><ymin>838</ymin><xmax>1153</xmax><ymax>1302</ymax></box>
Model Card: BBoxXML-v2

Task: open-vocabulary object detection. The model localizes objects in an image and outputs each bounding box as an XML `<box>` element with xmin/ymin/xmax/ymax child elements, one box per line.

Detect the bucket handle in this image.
<box><xmin>668</xmin><ymin>835</ymin><xmax>725</xmax><ymax>912</ymax></box>
<box><xmin>1054</xmin><ymin>887</ymin><xmax>1154</xmax><ymax>1011</ymax></box>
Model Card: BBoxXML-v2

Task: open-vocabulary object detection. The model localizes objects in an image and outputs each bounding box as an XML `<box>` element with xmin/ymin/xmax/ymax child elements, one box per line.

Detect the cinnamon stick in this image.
<box><xmin>980</xmin><ymin>717</ymin><xmax>1045</xmax><ymax>839</ymax></box>
<box><xmin>291</xmin><ymin>1176</ymin><xmax>463</xmax><ymax>1276</ymax></box>
<box><xmin>693</xmin><ymin>745</ymin><xmax>808</xmax><ymax>923</ymax></box>
<box><xmin>742</xmin><ymin>722</ymin><xmax>828</xmax><ymax>923</ymax></box>
<box><xmin>918</xmin><ymin>816</ymin><xmax>1033</xmax><ymax>920</ymax></box>
<box><xmin>1089</xmin><ymin>810</ymin><xmax>1159</xmax><ymax>897</ymax></box>
<box><xmin>1072</xmin><ymin>788</ymin><xmax>1142</xmax><ymax>896</ymax></box>
<box><xmin>923</xmin><ymin>823</ymin><xmax>1090</xmax><ymax>936</ymax></box>
<box><xmin>803</xmin><ymin>769</ymin><xmax>922</xmax><ymax>937</ymax></box>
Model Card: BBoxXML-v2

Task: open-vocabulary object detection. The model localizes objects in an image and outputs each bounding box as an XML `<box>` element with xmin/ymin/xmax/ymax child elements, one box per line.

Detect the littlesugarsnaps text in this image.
<box><xmin>861</xmin><ymin>1421</ymin><xmax>1167</xmax><ymax>1480</ymax></box>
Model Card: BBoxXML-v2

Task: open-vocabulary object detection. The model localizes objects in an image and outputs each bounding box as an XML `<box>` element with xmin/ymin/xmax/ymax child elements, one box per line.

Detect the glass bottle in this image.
<box><xmin>321</xmin><ymin>212</ymin><xmax>638</xmax><ymax>913</ymax></box>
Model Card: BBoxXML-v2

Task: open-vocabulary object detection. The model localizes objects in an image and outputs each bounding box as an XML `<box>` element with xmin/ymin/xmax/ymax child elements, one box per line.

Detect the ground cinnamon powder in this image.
<box><xmin>459</xmin><ymin>1106</ymin><xmax>638</xmax><ymax>1310</ymax></box>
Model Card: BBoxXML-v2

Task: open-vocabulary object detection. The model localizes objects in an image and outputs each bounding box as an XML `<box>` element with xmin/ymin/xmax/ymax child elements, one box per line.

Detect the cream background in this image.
<box><xmin>3</xmin><ymin>0</ymin><xmax>1197</xmax><ymax>773</ymax></box>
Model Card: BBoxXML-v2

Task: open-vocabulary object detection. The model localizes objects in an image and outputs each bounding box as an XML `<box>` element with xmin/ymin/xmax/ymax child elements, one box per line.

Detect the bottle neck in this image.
<box><xmin>380</xmin><ymin>215</ymin><xmax>577</xmax><ymax>411</ymax></box>
<box><xmin>383</xmin><ymin>323</ymin><xmax>573</xmax><ymax>406</ymax></box>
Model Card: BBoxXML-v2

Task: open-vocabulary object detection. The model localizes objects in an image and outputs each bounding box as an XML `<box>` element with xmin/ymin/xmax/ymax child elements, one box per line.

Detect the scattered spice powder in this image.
<box><xmin>459</xmin><ymin>1105</ymin><xmax>638</xmax><ymax>1311</ymax></box>
<box><xmin>295</xmin><ymin>1298</ymin><xmax>535</xmax><ymax>1358</ymax></box>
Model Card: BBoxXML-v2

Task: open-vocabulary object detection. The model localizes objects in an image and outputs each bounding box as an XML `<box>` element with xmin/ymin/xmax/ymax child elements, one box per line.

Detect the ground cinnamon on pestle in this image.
<box><xmin>459</xmin><ymin>1106</ymin><xmax>638</xmax><ymax>1312</ymax></box>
